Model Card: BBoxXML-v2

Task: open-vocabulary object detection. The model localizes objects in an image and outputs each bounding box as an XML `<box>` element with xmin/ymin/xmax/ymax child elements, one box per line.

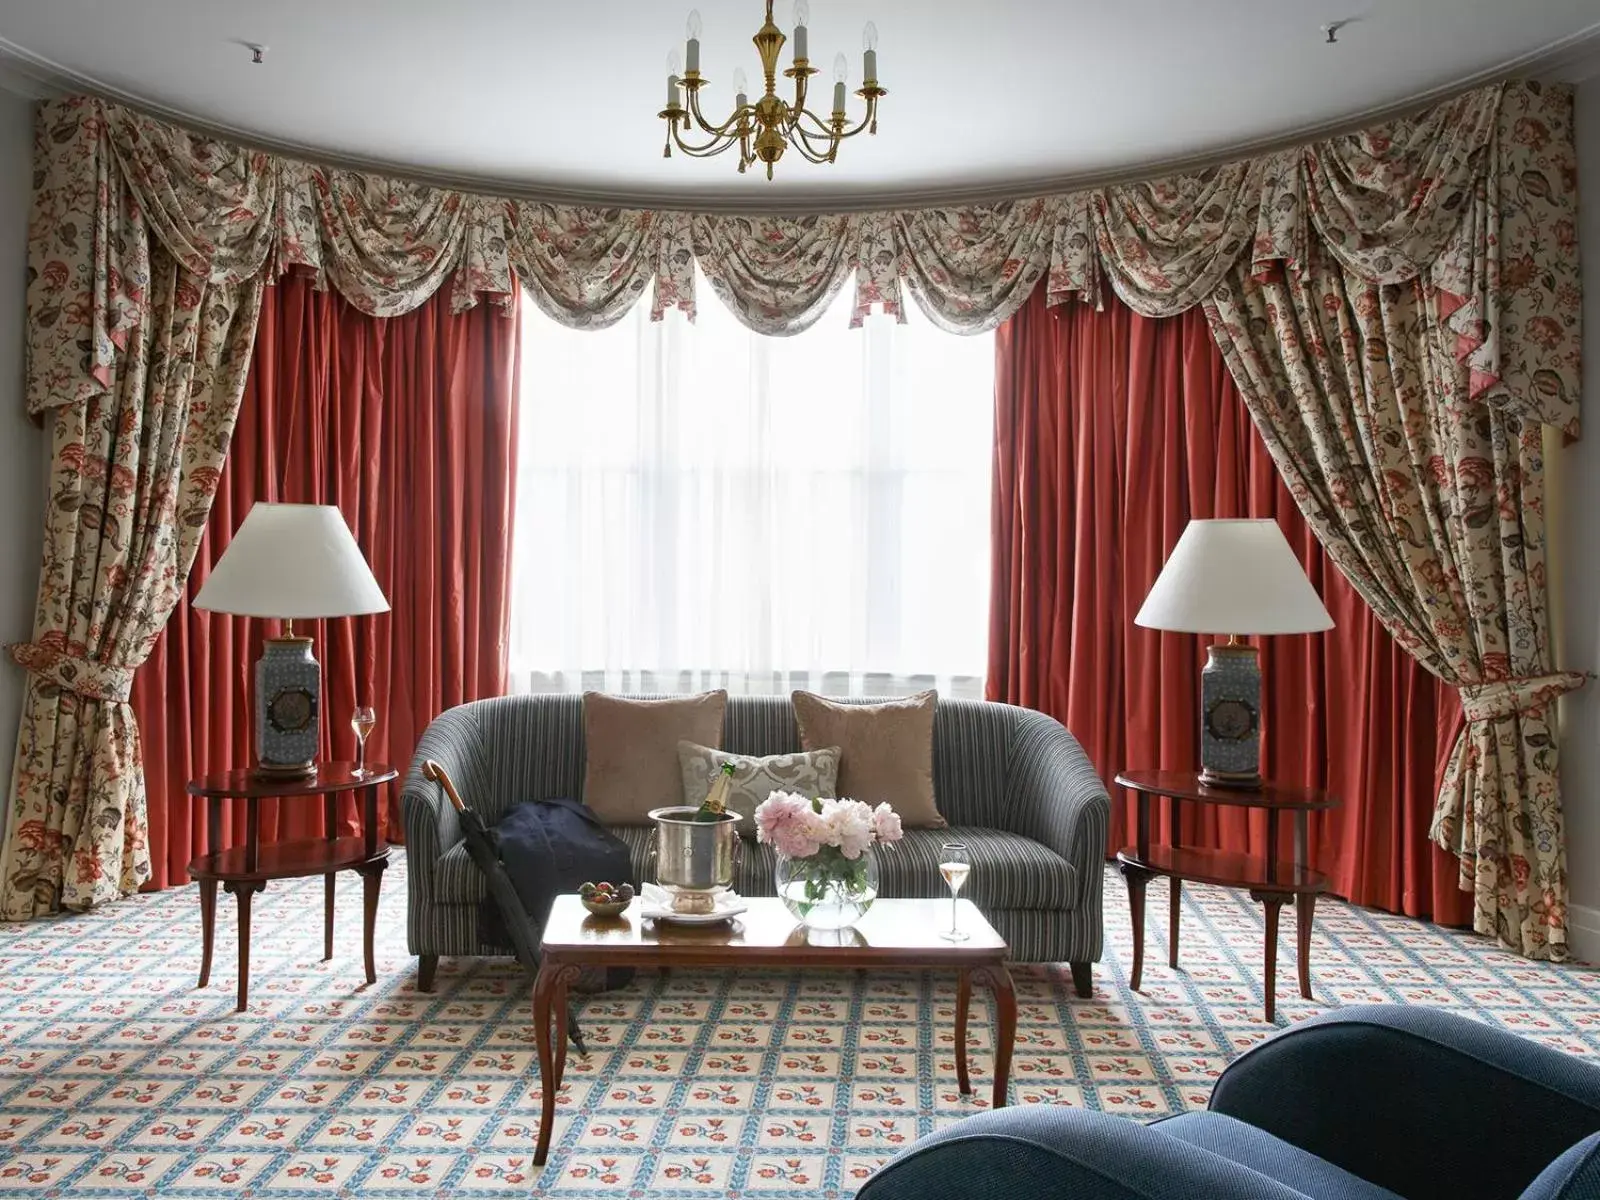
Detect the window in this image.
<box><xmin>509</xmin><ymin>277</ymin><xmax>994</xmax><ymax>697</ymax></box>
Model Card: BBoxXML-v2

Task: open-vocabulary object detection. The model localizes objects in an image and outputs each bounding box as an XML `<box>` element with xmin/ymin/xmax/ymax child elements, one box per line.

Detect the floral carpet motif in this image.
<box><xmin>0</xmin><ymin>856</ymin><xmax>1596</xmax><ymax>1197</ymax></box>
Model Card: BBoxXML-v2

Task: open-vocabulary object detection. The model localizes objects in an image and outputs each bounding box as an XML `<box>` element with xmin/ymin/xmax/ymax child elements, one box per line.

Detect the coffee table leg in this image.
<box><xmin>1118</xmin><ymin>863</ymin><xmax>1152</xmax><ymax>991</ymax></box>
<box><xmin>533</xmin><ymin>962</ymin><xmax>580</xmax><ymax>1167</ymax></box>
<box><xmin>554</xmin><ymin>979</ymin><xmax>572</xmax><ymax>1091</ymax></box>
<box><xmin>979</xmin><ymin>964</ymin><xmax>1016</xmax><ymax>1109</ymax></box>
<box><xmin>1296</xmin><ymin>893</ymin><xmax>1317</xmax><ymax>999</ymax></box>
<box><xmin>198</xmin><ymin>879</ymin><xmax>217</xmax><ymax>988</ymax></box>
<box><xmin>954</xmin><ymin>970</ymin><xmax>972</xmax><ymax>1097</ymax></box>
<box><xmin>533</xmin><ymin>963</ymin><xmax>558</xmax><ymax>1166</ymax></box>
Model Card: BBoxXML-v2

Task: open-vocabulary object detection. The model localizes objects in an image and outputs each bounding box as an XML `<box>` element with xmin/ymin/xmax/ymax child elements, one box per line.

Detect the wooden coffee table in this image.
<box><xmin>530</xmin><ymin>895</ymin><xmax>1015</xmax><ymax>1166</ymax></box>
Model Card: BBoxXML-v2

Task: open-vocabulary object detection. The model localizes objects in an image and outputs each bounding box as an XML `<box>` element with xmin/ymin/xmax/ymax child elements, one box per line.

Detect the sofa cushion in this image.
<box><xmin>582</xmin><ymin>691</ymin><xmax>727</xmax><ymax>824</ymax></box>
<box><xmin>678</xmin><ymin>740</ymin><xmax>841</xmax><ymax>835</ymax></box>
<box><xmin>435</xmin><ymin>824</ymin><xmax>1076</xmax><ymax>910</ymax></box>
<box><xmin>1156</xmin><ymin>1113</ymin><xmax>1403</xmax><ymax>1200</ymax></box>
<box><xmin>874</xmin><ymin>828</ymin><xmax>1076</xmax><ymax>909</ymax></box>
<box><xmin>793</xmin><ymin>689</ymin><xmax>945</xmax><ymax>827</ymax></box>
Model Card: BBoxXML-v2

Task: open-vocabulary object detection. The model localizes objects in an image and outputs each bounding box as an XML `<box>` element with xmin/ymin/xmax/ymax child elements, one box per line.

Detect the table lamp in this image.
<box><xmin>1134</xmin><ymin>519</ymin><xmax>1333</xmax><ymax>789</ymax></box>
<box><xmin>193</xmin><ymin>503</ymin><xmax>389</xmax><ymax>778</ymax></box>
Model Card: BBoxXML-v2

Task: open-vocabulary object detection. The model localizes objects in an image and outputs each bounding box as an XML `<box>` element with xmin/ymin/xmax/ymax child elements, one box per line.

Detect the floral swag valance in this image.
<box><xmin>17</xmin><ymin>80</ymin><xmax>1585</xmax><ymax>959</ymax></box>
<box><xmin>30</xmin><ymin>82</ymin><xmax>1577</xmax><ymax>435</ymax></box>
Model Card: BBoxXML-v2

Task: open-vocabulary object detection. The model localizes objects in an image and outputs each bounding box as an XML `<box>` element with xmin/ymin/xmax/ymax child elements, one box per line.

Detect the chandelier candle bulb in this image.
<box><xmin>862</xmin><ymin>20</ymin><xmax>877</xmax><ymax>81</ymax></box>
<box><xmin>793</xmin><ymin>0</ymin><xmax>809</xmax><ymax>61</ymax></box>
<box><xmin>685</xmin><ymin>9</ymin><xmax>702</xmax><ymax>74</ymax></box>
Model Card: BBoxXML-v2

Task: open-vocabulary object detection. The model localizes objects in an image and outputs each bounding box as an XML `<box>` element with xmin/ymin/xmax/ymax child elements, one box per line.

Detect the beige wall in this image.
<box><xmin>0</xmin><ymin>85</ymin><xmax>44</xmax><ymax>822</ymax></box>
<box><xmin>1561</xmin><ymin>73</ymin><xmax>1600</xmax><ymax>962</ymax></box>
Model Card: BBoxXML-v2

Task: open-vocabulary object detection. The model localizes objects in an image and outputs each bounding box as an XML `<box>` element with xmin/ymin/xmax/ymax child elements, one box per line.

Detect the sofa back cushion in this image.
<box><xmin>582</xmin><ymin>691</ymin><xmax>728</xmax><ymax>824</ymax></box>
<box><xmin>474</xmin><ymin>693</ymin><xmax>1020</xmax><ymax>829</ymax></box>
<box><xmin>793</xmin><ymin>690</ymin><xmax>944</xmax><ymax>828</ymax></box>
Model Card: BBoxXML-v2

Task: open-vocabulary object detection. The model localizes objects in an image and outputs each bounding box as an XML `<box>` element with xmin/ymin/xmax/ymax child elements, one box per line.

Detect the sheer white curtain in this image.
<box><xmin>509</xmin><ymin>275</ymin><xmax>994</xmax><ymax>697</ymax></box>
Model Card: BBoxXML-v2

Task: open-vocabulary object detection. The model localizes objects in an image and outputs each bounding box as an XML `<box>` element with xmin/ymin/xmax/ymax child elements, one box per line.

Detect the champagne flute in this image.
<box><xmin>351</xmin><ymin>705</ymin><xmax>377</xmax><ymax>777</ymax></box>
<box><xmin>939</xmin><ymin>842</ymin><xmax>970</xmax><ymax>942</ymax></box>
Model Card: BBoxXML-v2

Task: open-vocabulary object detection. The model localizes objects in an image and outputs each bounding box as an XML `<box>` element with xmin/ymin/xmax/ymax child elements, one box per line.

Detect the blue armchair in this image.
<box><xmin>856</xmin><ymin>1005</ymin><xmax>1600</xmax><ymax>1200</ymax></box>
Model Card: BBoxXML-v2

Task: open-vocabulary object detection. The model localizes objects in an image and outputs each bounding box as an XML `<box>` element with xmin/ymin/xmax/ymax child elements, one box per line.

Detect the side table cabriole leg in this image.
<box><xmin>356</xmin><ymin>861</ymin><xmax>387</xmax><ymax>986</ymax></box>
<box><xmin>223</xmin><ymin>880</ymin><xmax>266</xmax><ymax>1012</ymax></box>
<box><xmin>197</xmin><ymin>879</ymin><xmax>218</xmax><ymax>988</ymax></box>
<box><xmin>1249</xmin><ymin>889</ymin><xmax>1288</xmax><ymax>1023</ymax></box>
<box><xmin>1296</xmin><ymin>893</ymin><xmax>1317</xmax><ymax>999</ymax></box>
<box><xmin>954</xmin><ymin>969</ymin><xmax>972</xmax><ymax>1096</ymax></box>
<box><xmin>977</xmin><ymin>963</ymin><xmax>1017</xmax><ymax>1109</ymax></box>
<box><xmin>1168</xmin><ymin>878</ymin><xmax>1182</xmax><ymax>970</ymax></box>
<box><xmin>323</xmin><ymin>795</ymin><xmax>338</xmax><ymax>962</ymax></box>
<box><xmin>1118</xmin><ymin>863</ymin><xmax>1154</xmax><ymax>992</ymax></box>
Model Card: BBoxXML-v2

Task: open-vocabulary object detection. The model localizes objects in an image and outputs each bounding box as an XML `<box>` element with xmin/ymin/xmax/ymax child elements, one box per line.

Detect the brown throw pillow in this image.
<box><xmin>582</xmin><ymin>691</ymin><xmax>728</xmax><ymax>824</ymax></box>
<box><xmin>791</xmin><ymin>690</ymin><xmax>945</xmax><ymax>828</ymax></box>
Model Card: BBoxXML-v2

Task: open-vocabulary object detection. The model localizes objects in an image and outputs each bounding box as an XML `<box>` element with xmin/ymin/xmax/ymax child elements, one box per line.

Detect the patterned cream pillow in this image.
<box><xmin>677</xmin><ymin>741</ymin><xmax>842</xmax><ymax>835</ymax></box>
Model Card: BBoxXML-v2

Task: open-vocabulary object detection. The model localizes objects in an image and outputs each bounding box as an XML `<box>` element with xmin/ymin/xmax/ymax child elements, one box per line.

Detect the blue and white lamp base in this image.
<box><xmin>254</xmin><ymin>636</ymin><xmax>321</xmax><ymax>778</ymax></box>
<box><xmin>1199</xmin><ymin>642</ymin><xmax>1262</xmax><ymax>789</ymax></box>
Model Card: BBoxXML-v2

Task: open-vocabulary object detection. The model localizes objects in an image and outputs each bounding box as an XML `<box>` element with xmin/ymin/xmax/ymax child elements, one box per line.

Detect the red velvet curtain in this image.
<box><xmin>989</xmin><ymin>286</ymin><xmax>1471</xmax><ymax>923</ymax></box>
<box><xmin>133</xmin><ymin>275</ymin><xmax>521</xmax><ymax>889</ymax></box>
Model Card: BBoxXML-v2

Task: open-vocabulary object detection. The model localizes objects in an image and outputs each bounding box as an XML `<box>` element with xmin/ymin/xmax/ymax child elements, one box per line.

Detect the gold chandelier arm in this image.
<box><xmin>684</xmin><ymin>84</ymin><xmax>751</xmax><ymax>138</ymax></box>
<box><xmin>789</xmin><ymin>107</ymin><xmax>840</xmax><ymax>139</ymax></box>
<box><xmin>786</xmin><ymin>132</ymin><xmax>839</xmax><ymax>165</ymax></box>
<box><xmin>830</xmin><ymin>94</ymin><xmax>882</xmax><ymax>141</ymax></box>
<box><xmin>664</xmin><ymin>116</ymin><xmax>745</xmax><ymax>159</ymax></box>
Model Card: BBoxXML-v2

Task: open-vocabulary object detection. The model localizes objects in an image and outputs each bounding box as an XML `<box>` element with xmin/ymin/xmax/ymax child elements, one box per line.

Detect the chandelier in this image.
<box><xmin>660</xmin><ymin>1</ymin><xmax>886</xmax><ymax>180</ymax></box>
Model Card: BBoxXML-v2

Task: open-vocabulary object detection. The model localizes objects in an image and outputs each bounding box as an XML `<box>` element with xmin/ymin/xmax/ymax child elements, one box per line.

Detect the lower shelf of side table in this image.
<box><xmin>1117</xmin><ymin>843</ymin><xmax>1328</xmax><ymax>894</ymax></box>
<box><xmin>188</xmin><ymin>837</ymin><xmax>388</xmax><ymax>884</ymax></box>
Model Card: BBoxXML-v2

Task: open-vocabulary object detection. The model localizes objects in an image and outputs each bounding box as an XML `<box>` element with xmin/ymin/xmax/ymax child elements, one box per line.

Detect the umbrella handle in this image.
<box><xmin>421</xmin><ymin>759</ymin><xmax>468</xmax><ymax>814</ymax></box>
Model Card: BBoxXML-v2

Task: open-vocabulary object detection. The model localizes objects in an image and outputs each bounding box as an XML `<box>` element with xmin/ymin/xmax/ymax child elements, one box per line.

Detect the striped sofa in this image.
<box><xmin>400</xmin><ymin>695</ymin><xmax>1111</xmax><ymax>994</ymax></box>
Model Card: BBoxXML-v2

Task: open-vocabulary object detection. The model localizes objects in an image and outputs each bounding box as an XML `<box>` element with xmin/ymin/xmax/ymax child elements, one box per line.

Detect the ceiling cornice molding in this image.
<box><xmin>2</xmin><ymin>22</ymin><xmax>1598</xmax><ymax>216</ymax></box>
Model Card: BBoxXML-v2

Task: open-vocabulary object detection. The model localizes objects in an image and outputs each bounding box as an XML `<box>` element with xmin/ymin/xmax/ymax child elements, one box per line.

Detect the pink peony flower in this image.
<box><xmin>828</xmin><ymin>800</ymin><xmax>876</xmax><ymax>860</ymax></box>
<box><xmin>871</xmin><ymin>803</ymin><xmax>903</xmax><ymax>845</ymax></box>
<box><xmin>756</xmin><ymin>792</ymin><xmax>905</xmax><ymax>858</ymax></box>
<box><xmin>755</xmin><ymin>791</ymin><xmax>824</xmax><ymax>859</ymax></box>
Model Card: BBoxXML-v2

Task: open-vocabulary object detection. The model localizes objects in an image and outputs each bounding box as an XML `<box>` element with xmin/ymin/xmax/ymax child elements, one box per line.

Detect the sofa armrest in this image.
<box><xmin>400</xmin><ymin>705</ymin><xmax>490</xmax><ymax>899</ymax></box>
<box><xmin>856</xmin><ymin>1105</ymin><xmax>1313</xmax><ymax>1200</ymax></box>
<box><xmin>1004</xmin><ymin>711</ymin><xmax>1111</xmax><ymax>919</ymax></box>
<box><xmin>1209</xmin><ymin>1004</ymin><xmax>1600</xmax><ymax>1200</ymax></box>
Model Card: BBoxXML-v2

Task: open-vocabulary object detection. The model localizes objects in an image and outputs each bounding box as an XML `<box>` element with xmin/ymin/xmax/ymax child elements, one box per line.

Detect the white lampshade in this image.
<box><xmin>194</xmin><ymin>503</ymin><xmax>389</xmax><ymax>619</ymax></box>
<box><xmin>1135</xmin><ymin>518</ymin><xmax>1333</xmax><ymax>636</ymax></box>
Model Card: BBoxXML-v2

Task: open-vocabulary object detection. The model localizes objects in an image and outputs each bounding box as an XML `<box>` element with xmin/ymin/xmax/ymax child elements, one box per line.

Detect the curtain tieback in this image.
<box><xmin>7</xmin><ymin>641</ymin><xmax>136</xmax><ymax>704</ymax></box>
<box><xmin>1458</xmin><ymin>672</ymin><xmax>1588</xmax><ymax>723</ymax></box>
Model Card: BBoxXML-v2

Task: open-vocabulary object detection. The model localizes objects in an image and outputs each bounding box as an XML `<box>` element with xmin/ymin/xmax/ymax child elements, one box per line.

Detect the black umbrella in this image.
<box><xmin>422</xmin><ymin>760</ymin><xmax>586</xmax><ymax>1055</ymax></box>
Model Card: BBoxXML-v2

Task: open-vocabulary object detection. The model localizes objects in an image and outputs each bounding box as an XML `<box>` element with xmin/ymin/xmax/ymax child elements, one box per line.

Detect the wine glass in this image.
<box><xmin>351</xmin><ymin>705</ymin><xmax>377</xmax><ymax>777</ymax></box>
<box><xmin>938</xmin><ymin>842</ymin><xmax>970</xmax><ymax>942</ymax></box>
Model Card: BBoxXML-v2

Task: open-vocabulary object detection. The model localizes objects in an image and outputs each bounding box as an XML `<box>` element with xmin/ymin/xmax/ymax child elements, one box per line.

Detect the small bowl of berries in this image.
<box><xmin>579</xmin><ymin>880</ymin><xmax>634</xmax><ymax>918</ymax></box>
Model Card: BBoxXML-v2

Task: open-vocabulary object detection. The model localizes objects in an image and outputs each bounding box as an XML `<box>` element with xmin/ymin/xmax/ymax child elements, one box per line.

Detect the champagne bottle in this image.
<box><xmin>692</xmin><ymin>762</ymin><xmax>737</xmax><ymax>822</ymax></box>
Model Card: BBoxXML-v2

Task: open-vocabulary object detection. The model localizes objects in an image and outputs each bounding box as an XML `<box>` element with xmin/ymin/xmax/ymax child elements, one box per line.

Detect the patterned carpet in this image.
<box><xmin>1</xmin><ymin>855</ymin><xmax>1597</xmax><ymax>1197</ymax></box>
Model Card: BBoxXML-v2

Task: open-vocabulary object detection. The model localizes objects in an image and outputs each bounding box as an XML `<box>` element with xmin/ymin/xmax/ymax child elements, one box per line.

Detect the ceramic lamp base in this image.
<box><xmin>1200</xmin><ymin>642</ymin><xmax>1262</xmax><ymax>790</ymax></box>
<box><xmin>254</xmin><ymin>635</ymin><xmax>322</xmax><ymax>778</ymax></box>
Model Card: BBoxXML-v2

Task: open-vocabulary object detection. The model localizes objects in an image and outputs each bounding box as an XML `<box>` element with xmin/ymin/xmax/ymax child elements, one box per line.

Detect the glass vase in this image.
<box><xmin>775</xmin><ymin>846</ymin><xmax>879</xmax><ymax>931</ymax></box>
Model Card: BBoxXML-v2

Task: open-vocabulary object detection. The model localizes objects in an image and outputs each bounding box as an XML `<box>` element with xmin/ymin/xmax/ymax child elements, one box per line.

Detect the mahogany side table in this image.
<box><xmin>186</xmin><ymin>764</ymin><xmax>396</xmax><ymax>1012</ymax></box>
<box><xmin>1114</xmin><ymin>770</ymin><xmax>1339</xmax><ymax>1022</ymax></box>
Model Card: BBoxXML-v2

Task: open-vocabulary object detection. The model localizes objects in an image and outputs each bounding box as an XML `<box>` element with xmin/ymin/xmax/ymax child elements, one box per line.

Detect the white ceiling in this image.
<box><xmin>1</xmin><ymin>0</ymin><xmax>1598</xmax><ymax>210</ymax></box>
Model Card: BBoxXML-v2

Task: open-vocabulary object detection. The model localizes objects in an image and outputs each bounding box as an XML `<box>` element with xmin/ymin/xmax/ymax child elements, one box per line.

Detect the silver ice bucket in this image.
<box><xmin>648</xmin><ymin>806</ymin><xmax>738</xmax><ymax>893</ymax></box>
